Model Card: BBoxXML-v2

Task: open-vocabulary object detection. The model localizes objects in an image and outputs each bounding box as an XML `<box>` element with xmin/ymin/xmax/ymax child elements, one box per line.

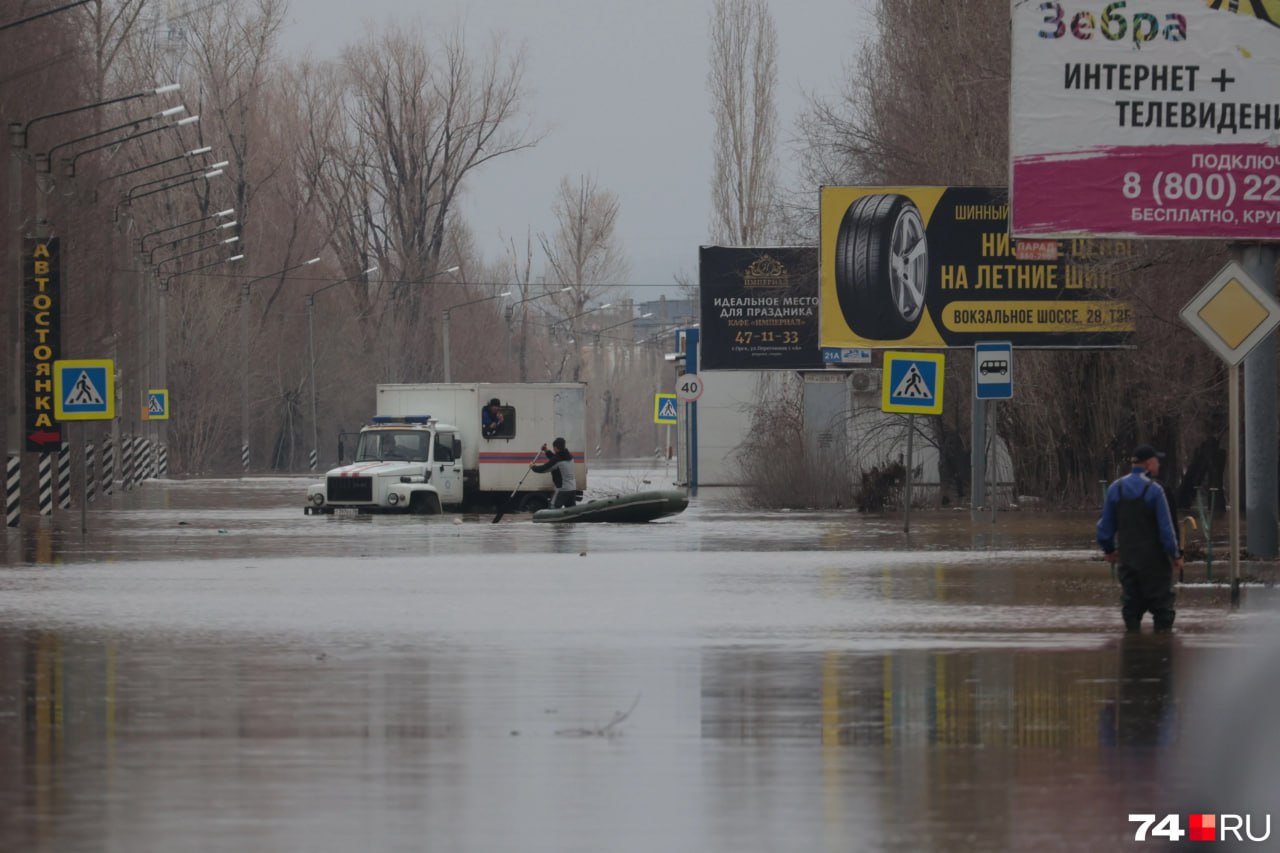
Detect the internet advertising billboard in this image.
<box><xmin>819</xmin><ymin>186</ymin><xmax>1135</xmax><ymax>349</ymax></box>
<box><xmin>1011</xmin><ymin>1</ymin><xmax>1280</xmax><ymax>239</ymax></box>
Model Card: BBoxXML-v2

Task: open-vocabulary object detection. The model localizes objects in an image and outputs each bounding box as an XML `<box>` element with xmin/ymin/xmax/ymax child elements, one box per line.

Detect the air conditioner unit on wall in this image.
<box><xmin>849</xmin><ymin>370</ymin><xmax>880</xmax><ymax>393</ymax></box>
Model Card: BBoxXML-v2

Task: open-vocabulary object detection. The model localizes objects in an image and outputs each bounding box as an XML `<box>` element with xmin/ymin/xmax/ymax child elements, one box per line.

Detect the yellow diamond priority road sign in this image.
<box><xmin>1180</xmin><ymin>261</ymin><xmax>1280</xmax><ymax>367</ymax></box>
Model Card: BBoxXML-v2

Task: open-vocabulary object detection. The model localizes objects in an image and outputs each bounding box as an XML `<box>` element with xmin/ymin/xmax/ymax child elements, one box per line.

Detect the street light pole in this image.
<box><xmin>505</xmin><ymin>286</ymin><xmax>571</xmax><ymax>380</ymax></box>
<box><xmin>443</xmin><ymin>285</ymin><xmax>510</xmax><ymax>383</ymax></box>
<box><xmin>305</xmin><ymin>265</ymin><xmax>378</xmax><ymax>471</ymax></box>
<box><xmin>5</xmin><ymin>83</ymin><xmax>180</xmax><ymax>526</ymax></box>
<box><xmin>240</xmin><ymin>256</ymin><xmax>321</xmax><ymax>474</ymax></box>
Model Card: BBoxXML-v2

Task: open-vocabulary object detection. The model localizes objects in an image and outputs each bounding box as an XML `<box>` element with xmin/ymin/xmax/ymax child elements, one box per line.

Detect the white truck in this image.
<box><xmin>304</xmin><ymin>382</ymin><xmax>588</xmax><ymax>515</ymax></box>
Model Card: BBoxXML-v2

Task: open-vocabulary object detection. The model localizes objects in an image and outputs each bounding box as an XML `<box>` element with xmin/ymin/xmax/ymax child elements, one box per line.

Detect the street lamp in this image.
<box><xmin>442</xmin><ymin>284</ymin><xmax>509</xmax><ymax>383</ymax></box>
<box><xmin>49</xmin><ymin>104</ymin><xmax>189</xmax><ymax>176</ymax></box>
<box><xmin>5</xmin><ymin>83</ymin><xmax>179</xmax><ymax>525</ymax></box>
<box><xmin>147</xmin><ymin>219</ymin><xmax>237</xmax><ymax>264</ymax></box>
<box><xmin>593</xmin><ymin>312</ymin><xmax>654</xmax><ymax>344</ymax></box>
<box><xmin>91</xmin><ymin>144</ymin><xmax>211</xmax><ymax>186</ymax></box>
<box><xmin>559</xmin><ymin>302</ymin><xmax>612</xmax><ymax>330</ymax></box>
<box><xmin>504</xmin><ymin>286</ymin><xmax>572</xmax><ymax>321</ymax></box>
<box><xmin>305</xmin><ymin>265</ymin><xmax>379</xmax><ymax>471</ymax></box>
<box><xmin>140</xmin><ymin>207</ymin><xmax>235</xmax><ymax>255</ymax></box>
<box><xmin>149</xmin><ymin>253</ymin><xmax>243</xmax><ymax>479</ymax></box>
<box><xmin>1</xmin><ymin>0</ymin><xmax>93</xmax><ymax>31</ymax></box>
<box><xmin>239</xmin><ymin>256</ymin><xmax>322</xmax><ymax>473</ymax></box>
<box><xmin>153</xmin><ymin>235</ymin><xmax>240</xmax><ymax>273</ymax></box>
<box><xmin>124</xmin><ymin>156</ymin><xmax>224</xmax><ymax>204</ymax></box>
<box><xmin>160</xmin><ymin>252</ymin><xmax>244</xmax><ymax>291</ymax></box>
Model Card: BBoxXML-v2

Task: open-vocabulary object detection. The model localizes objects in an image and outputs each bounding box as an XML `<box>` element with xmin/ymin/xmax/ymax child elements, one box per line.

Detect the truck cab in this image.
<box><xmin>304</xmin><ymin>416</ymin><xmax>463</xmax><ymax>514</ymax></box>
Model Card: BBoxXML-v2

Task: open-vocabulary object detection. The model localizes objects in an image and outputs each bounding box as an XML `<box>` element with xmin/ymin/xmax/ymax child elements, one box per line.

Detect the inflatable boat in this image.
<box><xmin>531</xmin><ymin>488</ymin><xmax>689</xmax><ymax>524</ymax></box>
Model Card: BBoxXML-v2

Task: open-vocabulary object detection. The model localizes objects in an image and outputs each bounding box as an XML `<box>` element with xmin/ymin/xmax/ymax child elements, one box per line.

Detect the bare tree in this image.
<box><xmin>339</xmin><ymin>21</ymin><xmax>539</xmax><ymax>381</ymax></box>
<box><xmin>538</xmin><ymin>173</ymin><xmax>628</xmax><ymax>382</ymax></box>
<box><xmin>707</xmin><ymin>0</ymin><xmax>780</xmax><ymax>245</ymax></box>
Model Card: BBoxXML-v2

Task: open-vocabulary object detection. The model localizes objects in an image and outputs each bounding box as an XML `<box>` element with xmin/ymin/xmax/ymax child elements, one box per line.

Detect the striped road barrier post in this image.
<box><xmin>38</xmin><ymin>454</ymin><xmax>53</xmax><ymax>516</ymax></box>
<box><xmin>86</xmin><ymin>441</ymin><xmax>95</xmax><ymax>503</ymax></box>
<box><xmin>5</xmin><ymin>456</ymin><xmax>18</xmax><ymax>527</ymax></box>
<box><xmin>102</xmin><ymin>435</ymin><xmax>114</xmax><ymax>496</ymax></box>
<box><xmin>57</xmin><ymin>441</ymin><xmax>71</xmax><ymax>510</ymax></box>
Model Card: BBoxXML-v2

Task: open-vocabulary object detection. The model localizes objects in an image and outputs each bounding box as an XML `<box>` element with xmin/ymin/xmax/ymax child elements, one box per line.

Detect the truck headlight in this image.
<box><xmin>311</xmin><ymin>493</ymin><xmax>325</xmax><ymax>506</ymax></box>
<box><xmin>387</xmin><ymin>492</ymin><xmax>400</xmax><ymax>506</ymax></box>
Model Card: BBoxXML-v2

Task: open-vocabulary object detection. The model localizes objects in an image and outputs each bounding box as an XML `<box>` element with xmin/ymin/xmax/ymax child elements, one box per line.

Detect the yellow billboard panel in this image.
<box><xmin>820</xmin><ymin>186</ymin><xmax>1136</xmax><ymax>349</ymax></box>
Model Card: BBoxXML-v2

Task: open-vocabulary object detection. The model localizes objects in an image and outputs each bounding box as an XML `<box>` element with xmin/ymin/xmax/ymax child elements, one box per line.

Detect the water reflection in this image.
<box><xmin>0</xmin><ymin>622</ymin><xmax>1221</xmax><ymax>853</ymax></box>
<box><xmin>0</xmin><ymin>473</ymin><xmax>1270</xmax><ymax>852</ymax></box>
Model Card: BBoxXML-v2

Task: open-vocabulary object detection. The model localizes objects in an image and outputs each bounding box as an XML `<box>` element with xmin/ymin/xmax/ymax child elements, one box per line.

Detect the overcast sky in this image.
<box><xmin>279</xmin><ymin>0</ymin><xmax>876</xmax><ymax>299</ymax></box>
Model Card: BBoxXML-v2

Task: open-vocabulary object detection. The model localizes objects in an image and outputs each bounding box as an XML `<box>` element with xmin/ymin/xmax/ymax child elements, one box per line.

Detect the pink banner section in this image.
<box><xmin>1012</xmin><ymin>143</ymin><xmax>1280</xmax><ymax>239</ymax></box>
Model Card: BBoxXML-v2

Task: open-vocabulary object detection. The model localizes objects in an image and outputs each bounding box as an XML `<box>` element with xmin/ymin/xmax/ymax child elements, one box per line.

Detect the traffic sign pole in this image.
<box><xmin>904</xmin><ymin>415</ymin><xmax>914</xmax><ymax>534</ymax></box>
<box><xmin>1230</xmin><ymin>363</ymin><xmax>1241</xmax><ymax>608</ymax></box>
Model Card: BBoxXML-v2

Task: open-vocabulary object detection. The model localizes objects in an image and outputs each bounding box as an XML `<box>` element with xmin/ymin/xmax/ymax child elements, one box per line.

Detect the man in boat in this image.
<box><xmin>530</xmin><ymin>437</ymin><xmax>578</xmax><ymax>508</ymax></box>
<box><xmin>1096</xmin><ymin>444</ymin><xmax>1183</xmax><ymax>632</ymax></box>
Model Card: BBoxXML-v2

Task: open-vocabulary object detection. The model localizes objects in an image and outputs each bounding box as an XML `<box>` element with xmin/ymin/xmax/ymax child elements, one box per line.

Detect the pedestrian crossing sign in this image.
<box><xmin>654</xmin><ymin>393</ymin><xmax>678</xmax><ymax>425</ymax></box>
<box><xmin>882</xmin><ymin>352</ymin><xmax>944</xmax><ymax>415</ymax></box>
<box><xmin>145</xmin><ymin>389</ymin><xmax>170</xmax><ymax>421</ymax></box>
<box><xmin>53</xmin><ymin>359</ymin><xmax>115</xmax><ymax>421</ymax></box>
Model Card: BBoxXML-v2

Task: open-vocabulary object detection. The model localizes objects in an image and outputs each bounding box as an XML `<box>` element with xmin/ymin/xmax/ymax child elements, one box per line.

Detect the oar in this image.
<box><xmin>492</xmin><ymin>451</ymin><xmax>542</xmax><ymax>523</ymax></box>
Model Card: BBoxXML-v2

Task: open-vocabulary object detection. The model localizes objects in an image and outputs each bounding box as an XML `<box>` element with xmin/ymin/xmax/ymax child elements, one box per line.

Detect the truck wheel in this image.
<box><xmin>409</xmin><ymin>493</ymin><xmax>442</xmax><ymax>515</ymax></box>
<box><xmin>518</xmin><ymin>494</ymin><xmax>550</xmax><ymax>513</ymax></box>
<box><xmin>833</xmin><ymin>193</ymin><xmax>929</xmax><ymax>340</ymax></box>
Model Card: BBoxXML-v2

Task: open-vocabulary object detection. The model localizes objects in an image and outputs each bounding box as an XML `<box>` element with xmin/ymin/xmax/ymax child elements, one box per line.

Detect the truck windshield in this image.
<box><xmin>356</xmin><ymin>430</ymin><xmax>429</xmax><ymax>462</ymax></box>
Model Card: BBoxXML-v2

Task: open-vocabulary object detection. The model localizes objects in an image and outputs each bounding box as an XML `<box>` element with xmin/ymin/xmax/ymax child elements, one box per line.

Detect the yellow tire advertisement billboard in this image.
<box><xmin>820</xmin><ymin>186</ymin><xmax>1136</xmax><ymax>349</ymax></box>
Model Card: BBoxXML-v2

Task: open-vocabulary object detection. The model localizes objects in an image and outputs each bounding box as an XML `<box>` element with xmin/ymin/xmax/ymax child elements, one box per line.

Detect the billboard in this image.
<box><xmin>24</xmin><ymin>238</ymin><xmax>62</xmax><ymax>452</ymax></box>
<box><xmin>1010</xmin><ymin>0</ymin><xmax>1280</xmax><ymax>239</ymax></box>
<box><xmin>819</xmin><ymin>186</ymin><xmax>1135</xmax><ymax>349</ymax></box>
<box><xmin>699</xmin><ymin>246</ymin><xmax>821</xmax><ymax>370</ymax></box>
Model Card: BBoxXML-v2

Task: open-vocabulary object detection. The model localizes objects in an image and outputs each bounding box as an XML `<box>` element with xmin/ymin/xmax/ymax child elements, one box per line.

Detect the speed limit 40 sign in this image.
<box><xmin>675</xmin><ymin>373</ymin><xmax>704</xmax><ymax>402</ymax></box>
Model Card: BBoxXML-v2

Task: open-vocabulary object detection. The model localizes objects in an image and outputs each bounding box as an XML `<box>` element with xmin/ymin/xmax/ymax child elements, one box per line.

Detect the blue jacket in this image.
<box><xmin>1096</xmin><ymin>467</ymin><xmax>1179</xmax><ymax>557</ymax></box>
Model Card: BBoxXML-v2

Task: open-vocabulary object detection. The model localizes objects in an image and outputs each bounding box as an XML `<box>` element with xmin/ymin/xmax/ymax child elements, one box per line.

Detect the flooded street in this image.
<box><xmin>2</xmin><ymin>463</ymin><xmax>1277</xmax><ymax>852</ymax></box>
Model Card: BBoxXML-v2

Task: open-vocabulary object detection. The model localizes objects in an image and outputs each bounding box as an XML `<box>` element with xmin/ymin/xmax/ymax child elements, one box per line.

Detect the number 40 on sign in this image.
<box><xmin>675</xmin><ymin>373</ymin><xmax>704</xmax><ymax>402</ymax></box>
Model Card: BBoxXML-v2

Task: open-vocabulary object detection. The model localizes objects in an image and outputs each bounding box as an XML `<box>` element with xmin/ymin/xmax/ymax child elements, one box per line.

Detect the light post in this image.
<box><xmin>153</xmin><ymin>253</ymin><xmax>243</xmax><ymax>477</ymax></box>
<box><xmin>0</xmin><ymin>1</ymin><xmax>93</xmax><ymax>30</ymax></box>
<box><xmin>146</xmin><ymin>219</ymin><xmax>237</xmax><ymax>264</ymax></box>
<box><xmin>557</xmin><ymin>302</ymin><xmax>611</xmax><ymax>383</ymax></box>
<box><xmin>592</xmin><ymin>312</ymin><xmax>653</xmax><ymax>345</ymax></box>
<box><xmin>443</xmin><ymin>285</ymin><xmax>509</xmax><ymax>383</ymax></box>
<box><xmin>159</xmin><ymin>252</ymin><xmax>244</xmax><ymax>291</ymax></box>
<box><xmin>5</xmin><ymin>83</ymin><xmax>180</xmax><ymax>526</ymax></box>
<box><xmin>305</xmin><ymin>266</ymin><xmax>378</xmax><ymax>471</ymax></box>
<box><xmin>505</xmin><ymin>286</ymin><xmax>571</xmax><ymax>380</ymax></box>
<box><xmin>49</xmin><ymin>105</ymin><xmax>189</xmax><ymax>177</ymax></box>
<box><xmin>140</xmin><ymin>207</ymin><xmax>235</xmax><ymax>256</ymax></box>
<box><xmin>240</xmin><ymin>257</ymin><xmax>322</xmax><ymax>473</ymax></box>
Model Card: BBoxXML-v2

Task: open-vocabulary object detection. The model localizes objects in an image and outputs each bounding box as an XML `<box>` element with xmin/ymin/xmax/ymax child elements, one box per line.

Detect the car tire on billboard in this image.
<box><xmin>833</xmin><ymin>193</ymin><xmax>929</xmax><ymax>340</ymax></box>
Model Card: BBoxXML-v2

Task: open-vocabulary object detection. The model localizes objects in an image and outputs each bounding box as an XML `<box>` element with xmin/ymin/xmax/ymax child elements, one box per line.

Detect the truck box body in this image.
<box><xmin>375</xmin><ymin>382</ymin><xmax>588</xmax><ymax>494</ymax></box>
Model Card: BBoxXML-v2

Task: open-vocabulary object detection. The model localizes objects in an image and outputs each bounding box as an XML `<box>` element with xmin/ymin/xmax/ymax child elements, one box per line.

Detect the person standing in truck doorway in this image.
<box><xmin>531</xmin><ymin>437</ymin><xmax>577</xmax><ymax>508</ymax></box>
<box><xmin>1097</xmin><ymin>444</ymin><xmax>1184</xmax><ymax>632</ymax></box>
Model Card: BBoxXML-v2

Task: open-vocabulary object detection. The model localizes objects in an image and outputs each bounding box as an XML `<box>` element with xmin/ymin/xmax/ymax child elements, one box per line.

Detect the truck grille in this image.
<box><xmin>328</xmin><ymin>476</ymin><xmax>372</xmax><ymax>502</ymax></box>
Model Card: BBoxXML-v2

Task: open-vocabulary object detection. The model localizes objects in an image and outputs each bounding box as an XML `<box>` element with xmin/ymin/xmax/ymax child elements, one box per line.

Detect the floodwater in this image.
<box><xmin>1</xmin><ymin>462</ymin><xmax>1278</xmax><ymax>852</ymax></box>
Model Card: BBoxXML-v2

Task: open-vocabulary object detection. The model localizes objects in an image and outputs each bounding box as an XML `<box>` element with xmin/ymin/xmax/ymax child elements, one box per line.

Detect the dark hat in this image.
<box><xmin>1131</xmin><ymin>444</ymin><xmax>1166</xmax><ymax>462</ymax></box>
<box><xmin>552</xmin><ymin>436</ymin><xmax>566</xmax><ymax>449</ymax></box>
<box><xmin>487</xmin><ymin>398</ymin><xmax>501</xmax><ymax>407</ymax></box>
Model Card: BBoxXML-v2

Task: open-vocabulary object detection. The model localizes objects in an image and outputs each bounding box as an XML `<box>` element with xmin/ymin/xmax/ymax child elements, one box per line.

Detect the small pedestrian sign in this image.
<box><xmin>145</xmin><ymin>389</ymin><xmax>170</xmax><ymax>421</ymax></box>
<box><xmin>654</xmin><ymin>393</ymin><xmax>678</xmax><ymax>425</ymax></box>
<box><xmin>53</xmin><ymin>359</ymin><xmax>115</xmax><ymax>421</ymax></box>
<box><xmin>974</xmin><ymin>341</ymin><xmax>1013</xmax><ymax>400</ymax></box>
<box><xmin>882</xmin><ymin>352</ymin><xmax>944</xmax><ymax>414</ymax></box>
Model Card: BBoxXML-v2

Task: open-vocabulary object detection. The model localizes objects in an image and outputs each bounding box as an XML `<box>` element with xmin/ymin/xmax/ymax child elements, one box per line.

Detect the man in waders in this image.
<box><xmin>1097</xmin><ymin>444</ymin><xmax>1184</xmax><ymax>632</ymax></box>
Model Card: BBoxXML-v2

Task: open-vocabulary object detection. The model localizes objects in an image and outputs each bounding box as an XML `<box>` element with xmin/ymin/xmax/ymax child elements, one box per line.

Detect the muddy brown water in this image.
<box><xmin>1</xmin><ymin>466</ymin><xmax>1276</xmax><ymax>852</ymax></box>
